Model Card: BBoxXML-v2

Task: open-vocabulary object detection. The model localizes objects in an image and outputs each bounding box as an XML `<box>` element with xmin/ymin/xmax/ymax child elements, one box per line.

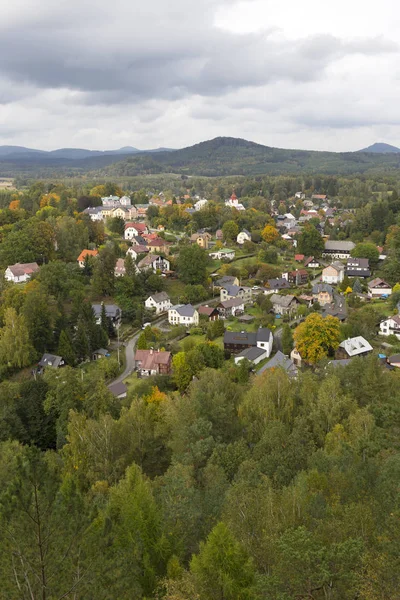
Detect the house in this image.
<box><xmin>304</xmin><ymin>256</ymin><xmax>321</xmax><ymax>268</ymax></box>
<box><xmin>92</xmin><ymin>303</ymin><xmax>122</xmax><ymax>325</ymax></box>
<box><xmin>379</xmin><ymin>315</ymin><xmax>400</xmax><ymax>340</ymax></box>
<box><xmin>114</xmin><ymin>258</ymin><xmax>126</xmax><ymax>277</ymax></box>
<box><xmin>234</xmin><ymin>346</ymin><xmax>269</xmax><ymax>365</ymax></box>
<box><xmin>368</xmin><ymin>278</ymin><xmax>392</xmax><ymax>298</ymax></box>
<box><xmin>336</xmin><ymin>337</ymin><xmax>373</xmax><ymax>359</ymax></box>
<box><xmin>198</xmin><ymin>305</ymin><xmax>220</xmax><ymax>321</ymax></box>
<box><xmin>264</xmin><ymin>278</ymin><xmax>291</xmax><ymax>294</ymax></box>
<box><xmin>282</xmin><ymin>269</ymin><xmax>308</xmax><ymax>286</ymax></box>
<box><xmin>5</xmin><ymin>262</ymin><xmax>40</xmax><ymax>283</ymax></box>
<box><xmin>124</xmin><ymin>222</ymin><xmax>147</xmax><ymax>240</ymax></box>
<box><xmin>191</xmin><ymin>232</ymin><xmax>212</xmax><ymax>249</ymax></box>
<box><xmin>291</xmin><ymin>348</ymin><xmax>303</xmax><ymax>367</ymax></box>
<box><xmin>209</xmin><ymin>248</ymin><xmax>236</xmax><ymax>261</ymax></box>
<box><xmin>38</xmin><ymin>353</ymin><xmax>64</xmax><ymax>370</ymax></box>
<box><xmin>321</xmin><ymin>294</ymin><xmax>347</xmax><ymax>321</ymax></box>
<box><xmin>134</xmin><ymin>348</ymin><xmax>172</xmax><ymax>376</ymax></box>
<box><xmin>220</xmin><ymin>285</ymin><xmax>252</xmax><ymax>304</ymax></box>
<box><xmin>77</xmin><ymin>249</ymin><xmax>98</xmax><ymax>268</ymax></box>
<box><xmin>237</xmin><ymin>230</ymin><xmax>251</xmax><ymax>245</ymax></box>
<box><xmin>312</xmin><ymin>194</ymin><xmax>327</xmax><ymax>200</ymax></box>
<box><xmin>168</xmin><ymin>304</ymin><xmax>199</xmax><ymax>326</ymax></box>
<box><xmin>145</xmin><ymin>292</ymin><xmax>172</xmax><ymax>315</ymax></box>
<box><xmin>194</xmin><ymin>198</ymin><xmax>208</xmax><ymax>211</ymax></box>
<box><xmin>108</xmin><ymin>382</ymin><xmax>127</xmax><ymax>399</ymax></box>
<box><xmin>387</xmin><ymin>354</ymin><xmax>400</xmax><ymax>368</ymax></box>
<box><xmin>295</xmin><ymin>192</ymin><xmax>305</xmax><ymax>199</ymax></box>
<box><xmin>270</xmin><ymin>294</ymin><xmax>301</xmax><ymax>315</ymax></box>
<box><xmin>312</xmin><ymin>283</ymin><xmax>334</xmax><ymax>306</ymax></box>
<box><xmin>137</xmin><ymin>254</ymin><xmax>170</xmax><ymax>273</ymax></box>
<box><xmin>83</xmin><ymin>206</ymin><xmax>104</xmax><ymax>221</ymax></box>
<box><xmin>346</xmin><ymin>258</ymin><xmax>371</xmax><ymax>278</ymax></box>
<box><xmin>131</xmin><ymin>235</ymin><xmax>147</xmax><ymax>246</ymax></box>
<box><xmin>224</xmin><ymin>327</ymin><xmax>273</xmax><ymax>357</ymax></box>
<box><xmin>225</xmin><ymin>192</ymin><xmax>245</xmax><ymax>211</ymax></box>
<box><xmin>215</xmin><ymin>275</ymin><xmax>240</xmax><ymax>288</ymax></box>
<box><xmin>145</xmin><ymin>238</ymin><xmax>171</xmax><ymax>255</ymax></box>
<box><xmin>126</xmin><ymin>245</ymin><xmax>149</xmax><ymax>260</ymax></box>
<box><xmin>101</xmin><ymin>195</ymin><xmax>120</xmax><ymax>205</ymax></box>
<box><xmin>322</xmin><ymin>262</ymin><xmax>345</xmax><ymax>284</ymax></box>
<box><xmin>92</xmin><ymin>348</ymin><xmax>110</xmax><ymax>360</ymax></box>
<box><xmin>257</xmin><ymin>350</ymin><xmax>298</xmax><ymax>377</ymax></box>
<box><xmin>217</xmin><ymin>298</ymin><xmax>245</xmax><ymax>318</ymax></box>
<box><xmin>323</xmin><ymin>241</ymin><xmax>355</xmax><ymax>260</ymax></box>
<box><xmin>295</xmin><ymin>254</ymin><xmax>305</xmax><ymax>262</ymax></box>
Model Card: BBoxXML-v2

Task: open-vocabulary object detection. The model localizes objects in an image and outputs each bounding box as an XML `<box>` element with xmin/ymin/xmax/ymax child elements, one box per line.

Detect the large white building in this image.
<box><xmin>168</xmin><ymin>304</ymin><xmax>199</xmax><ymax>326</ymax></box>
<box><xmin>5</xmin><ymin>262</ymin><xmax>40</xmax><ymax>283</ymax></box>
<box><xmin>380</xmin><ymin>315</ymin><xmax>400</xmax><ymax>340</ymax></box>
<box><xmin>145</xmin><ymin>292</ymin><xmax>172</xmax><ymax>315</ymax></box>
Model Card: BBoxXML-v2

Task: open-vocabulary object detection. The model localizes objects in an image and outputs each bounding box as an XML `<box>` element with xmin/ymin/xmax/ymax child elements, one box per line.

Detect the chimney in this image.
<box><xmin>150</xmin><ymin>348</ymin><xmax>154</xmax><ymax>355</ymax></box>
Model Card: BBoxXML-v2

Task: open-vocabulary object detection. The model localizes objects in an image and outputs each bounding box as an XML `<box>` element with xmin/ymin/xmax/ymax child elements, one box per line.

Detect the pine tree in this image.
<box><xmin>57</xmin><ymin>329</ymin><xmax>77</xmax><ymax>366</ymax></box>
<box><xmin>282</xmin><ymin>323</ymin><xmax>294</xmax><ymax>355</ymax></box>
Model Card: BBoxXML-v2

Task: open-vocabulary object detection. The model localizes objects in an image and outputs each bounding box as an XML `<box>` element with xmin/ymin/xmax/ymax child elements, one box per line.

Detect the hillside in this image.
<box><xmin>359</xmin><ymin>142</ymin><xmax>400</xmax><ymax>153</ymax></box>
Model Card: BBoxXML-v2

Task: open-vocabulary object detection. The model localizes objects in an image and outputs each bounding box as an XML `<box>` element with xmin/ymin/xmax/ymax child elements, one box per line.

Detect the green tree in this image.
<box><xmin>281</xmin><ymin>323</ymin><xmax>293</xmax><ymax>354</ymax></box>
<box><xmin>92</xmin><ymin>245</ymin><xmax>116</xmax><ymax>296</ymax></box>
<box><xmin>57</xmin><ymin>329</ymin><xmax>76</xmax><ymax>366</ymax></box>
<box><xmin>23</xmin><ymin>289</ymin><xmax>54</xmax><ymax>354</ymax></box>
<box><xmin>351</xmin><ymin>242</ymin><xmax>379</xmax><ymax>267</ymax></box>
<box><xmin>298</xmin><ymin>224</ymin><xmax>324</xmax><ymax>257</ymax></box>
<box><xmin>0</xmin><ymin>307</ymin><xmax>35</xmax><ymax>368</ymax></box>
<box><xmin>172</xmin><ymin>352</ymin><xmax>193</xmax><ymax>392</ymax></box>
<box><xmin>137</xmin><ymin>333</ymin><xmax>148</xmax><ymax>350</ymax></box>
<box><xmin>222</xmin><ymin>220</ymin><xmax>239</xmax><ymax>243</ymax></box>
<box><xmin>177</xmin><ymin>245</ymin><xmax>209</xmax><ymax>285</ymax></box>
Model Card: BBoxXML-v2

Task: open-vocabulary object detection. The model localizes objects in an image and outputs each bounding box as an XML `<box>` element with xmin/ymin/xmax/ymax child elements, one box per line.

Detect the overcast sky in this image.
<box><xmin>1</xmin><ymin>0</ymin><xmax>399</xmax><ymax>152</ymax></box>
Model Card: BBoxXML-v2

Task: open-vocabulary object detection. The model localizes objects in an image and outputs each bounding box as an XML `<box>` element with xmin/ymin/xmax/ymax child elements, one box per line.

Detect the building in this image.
<box><xmin>282</xmin><ymin>269</ymin><xmax>308</xmax><ymax>286</ymax></box>
<box><xmin>234</xmin><ymin>346</ymin><xmax>269</xmax><ymax>365</ymax></box>
<box><xmin>237</xmin><ymin>230</ymin><xmax>251</xmax><ymax>245</ymax></box>
<box><xmin>108</xmin><ymin>382</ymin><xmax>127</xmax><ymax>398</ymax></box>
<box><xmin>145</xmin><ymin>238</ymin><xmax>171</xmax><ymax>255</ymax></box>
<box><xmin>92</xmin><ymin>348</ymin><xmax>110</xmax><ymax>360</ymax></box>
<box><xmin>126</xmin><ymin>245</ymin><xmax>149</xmax><ymax>260</ymax></box>
<box><xmin>214</xmin><ymin>275</ymin><xmax>240</xmax><ymax>288</ymax></box>
<box><xmin>145</xmin><ymin>292</ymin><xmax>172</xmax><ymax>315</ymax></box>
<box><xmin>209</xmin><ymin>248</ymin><xmax>236</xmax><ymax>261</ymax></box>
<box><xmin>224</xmin><ymin>327</ymin><xmax>273</xmax><ymax>357</ymax></box>
<box><xmin>257</xmin><ymin>350</ymin><xmax>298</xmax><ymax>377</ymax></box>
<box><xmin>168</xmin><ymin>304</ymin><xmax>199</xmax><ymax>326</ymax></box>
<box><xmin>92</xmin><ymin>303</ymin><xmax>122</xmax><ymax>326</ymax></box>
<box><xmin>336</xmin><ymin>336</ymin><xmax>373</xmax><ymax>359</ymax></box>
<box><xmin>368</xmin><ymin>278</ymin><xmax>392</xmax><ymax>298</ymax></box>
<box><xmin>264</xmin><ymin>278</ymin><xmax>291</xmax><ymax>294</ymax></box>
<box><xmin>322</xmin><ymin>262</ymin><xmax>345</xmax><ymax>284</ymax></box>
<box><xmin>346</xmin><ymin>258</ymin><xmax>371</xmax><ymax>278</ymax></box>
<box><xmin>198</xmin><ymin>305</ymin><xmax>220</xmax><ymax>321</ymax></box>
<box><xmin>323</xmin><ymin>241</ymin><xmax>355</xmax><ymax>260</ymax></box>
<box><xmin>217</xmin><ymin>298</ymin><xmax>245</xmax><ymax>318</ymax></box>
<box><xmin>83</xmin><ymin>206</ymin><xmax>103</xmax><ymax>221</ymax></box>
<box><xmin>77</xmin><ymin>249</ymin><xmax>98</xmax><ymax>268</ymax></box>
<box><xmin>225</xmin><ymin>192</ymin><xmax>245</xmax><ymax>211</ymax></box>
<box><xmin>304</xmin><ymin>256</ymin><xmax>321</xmax><ymax>269</ymax></box>
<box><xmin>295</xmin><ymin>254</ymin><xmax>305</xmax><ymax>262</ymax></box>
<box><xmin>114</xmin><ymin>258</ymin><xmax>126</xmax><ymax>277</ymax></box>
<box><xmin>379</xmin><ymin>315</ymin><xmax>400</xmax><ymax>340</ymax></box>
<box><xmin>194</xmin><ymin>198</ymin><xmax>208</xmax><ymax>211</ymax></box>
<box><xmin>291</xmin><ymin>348</ymin><xmax>302</xmax><ymax>367</ymax></box>
<box><xmin>101</xmin><ymin>195</ymin><xmax>120</xmax><ymax>205</ymax></box>
<box><xmin>215</xmin><ymin>229</ymin><xmax>223</xmax><ymax>241</ymax></box>
<box><xmin>321</xmin><ymin>294</ymin><xmax>347</xmax><ymax>321</ymax></box>
<box><xmin>220</xmin><ymin>285</ymin><xmax>252</xmax><ymax>304</ymax></box>
<box><xmin>312</xmin><ymin>283</ymin><xmax>334</xmax><ymax>306</ymax></box>
<box><xmin>387</xmin><ymin>354</ymin><xmax>400</xmax><ymax>368</ymax></box>
<box><xmin>38</xmin><ymin>353</ymin><xmax>64</xmax><ymax>370</ymax></box>
<box><xmin>5</xmin><ymin>262</ymin><xmax>39</xmax><ymax>283</ymax></box>
<box><xmin>190</xmin><ymin>232</ymin><xmax>211</xmax><ymax>249</ymax></box>
<box><xmin>134</xmin><ymin>348</ymin><xmax>172</xmax><ymax>376</ymax></box>
<box><xmin>312</xmin><ymin>194</ymin><xmax>327</xmax><ymax>200</ymax></box>
<box><xmin>270</xmin><ymin>294</ymin><xmax>300</xmax><ymax>315</ymax></box>
<box><xmin>137</xmin><ymin>254</ymin><xmax>170</xmax><ymax>273</ymax></box>
<box><xmin>124</xmin><ymin>222</ymin><xmax>147</xmax><ymax>240</ymax></box>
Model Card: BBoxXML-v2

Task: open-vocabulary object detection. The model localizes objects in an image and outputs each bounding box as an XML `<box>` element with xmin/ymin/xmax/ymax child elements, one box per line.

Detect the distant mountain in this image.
<box><xmin>359</xmin><ymin>142</ymin><xmax>400</xmax><ymax>154</ymax></box>
<box><xmin>0</xmin><ymin>145</ymin><xmax>45</xmax><ymax>157</ymax></box>
<box><xmin>0</xmin><ymin>145</ymin><xmax>171</xmax><ymax>160</ymax></box>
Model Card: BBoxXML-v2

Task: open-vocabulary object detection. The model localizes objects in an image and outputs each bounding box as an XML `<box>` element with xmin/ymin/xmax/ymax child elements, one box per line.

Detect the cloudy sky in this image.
<box><xmin>1</xmin><ymin>0</ymin><xmax>399</xmax><ymax>152</ymax></box>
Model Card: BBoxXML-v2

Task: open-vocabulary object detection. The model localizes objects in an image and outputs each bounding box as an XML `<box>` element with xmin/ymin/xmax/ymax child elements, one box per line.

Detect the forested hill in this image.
<box><xmin>3</xmin><ymin>136</ymin><xmax>400</xmax><ymax>177</ymax></box>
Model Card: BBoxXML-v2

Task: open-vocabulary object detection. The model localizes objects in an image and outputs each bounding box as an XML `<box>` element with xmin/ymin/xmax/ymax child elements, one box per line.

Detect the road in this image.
<box><xmin>110</xmin><ymin>330</ymin><xmax>141</xmax><ymax>385</ymax></box>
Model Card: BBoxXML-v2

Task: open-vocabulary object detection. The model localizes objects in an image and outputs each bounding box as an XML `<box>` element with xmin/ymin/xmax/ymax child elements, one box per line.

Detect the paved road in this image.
<box><xmin>110</xmin><ymin>331</ymin><xmax>141</xmax><ymax>385</ymax></box>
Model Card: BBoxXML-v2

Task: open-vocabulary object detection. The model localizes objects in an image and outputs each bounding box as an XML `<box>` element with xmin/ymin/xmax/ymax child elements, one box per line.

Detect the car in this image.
<box><xmin>142</xmin><ymin>322</ymin><xmax>151</xmax><ymax>329</ymax></box>
<box><xmin>252</xmin><ymin>286</ymin><xmax>260</xmax><ymax>290</ymax></box>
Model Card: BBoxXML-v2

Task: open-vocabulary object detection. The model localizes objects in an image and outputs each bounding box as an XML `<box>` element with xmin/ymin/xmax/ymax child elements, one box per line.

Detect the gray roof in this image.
<box><xmin>258</xmin><ymin>351</ymin><xmax>297</xmax><ymax>376</ymax></box>
<box><xmin>92</xmin><ymin>303</ymin><xmax>121</xmax><ymax>318</ymax></box>
<box><xmin>266</xmin><ymin>278</ymin><xmax>291</xmax><ymax>290</ymax></box>
<box><xmin>218</xmin><ymin>297</ymin><xmax>245</xmax><ymax>309</ymax></box>
<box><xmin>148</xmin><ymin>291</ymin><xmax>170</xmax><ymax>303</ymax></box>
<box><xmin>39</xmin><ymin>353</ymin><xmax>63</xmax><ymax>368</ymax></box>
<box><xmin>224</xmin><ymin>328</ymin><xmax>271</xmax><ymax>346</ymax></box>
<box><xmin>170</xmin><ymin>304</ymin><xmax>196</xmax><ymax>317</ymax></box>
<box><xmin>237</xmin><ymin>347</ymin><xmax>266</xmax><ymax>361</ymax></box>
<box><xmin>93</xmin><ymin>348</ymin><xmax>110</xmax><ymax>356</ymax></box>
<box><xmin>108</xmin><ymin>382</ymin><xmax>127</xmax><ymax>397</ymax></box>
<box><xmin>328</xmin><ymin>359</ymin><xmax>353</xmax><ymax>368</ymax></box>
<box><xmin>313</xmin><ymin>283</ymin><xmax>333</xmax><ymax>295</ymax></box>
<box><xmin>347</xmin><ymin>258</ymin><xmax>369</xmax><ymax>268</ymax></box>
<box><xmin>324</xmin><ymin>241</ymin><xmax>355</xmax><ymax>251</ymax></box>
<box><xmin>216</xmin><ymin>275</ymin><xmax>238</xmax><ymax>286</ymax></box>
<box><xmin>270</xmin><ymin>293</ymin><xmax>297</xmax><ymax>307</ymax></box>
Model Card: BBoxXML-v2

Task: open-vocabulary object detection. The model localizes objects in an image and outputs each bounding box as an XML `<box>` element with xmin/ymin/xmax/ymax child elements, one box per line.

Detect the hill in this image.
<box><xmin>359</xmin><ymin>142</ymin><xmax>400</xmax><ymax>154</ymax></box>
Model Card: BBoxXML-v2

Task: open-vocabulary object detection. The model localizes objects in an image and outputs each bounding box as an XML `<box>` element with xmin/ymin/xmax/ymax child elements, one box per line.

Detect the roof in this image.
<box><xmin>224</xmin><ymin>328</ymin><xmax>271</xmax><ymax>346</ymax></box>
<box><xmin>388</xmin><ymin>354</ymin><xmax>400</xmax><ymax>364</ymax></box>
<box><xmin>127</xmin><ymin>244</ymin><xmax>148</xmax><ymax>254</ymax></box>
<box><xmin>339</xmin><ymin>336</ymin><xmax>373</xmax><ymax>357</ymax></box>
<box><xmin>198</xmin><ymin>305</ymin><xmax>218</xmax><ymax>316</ymax></box>
<box><xmin>218</xmin><ymin>297</ymin><xmax>245</xmax><ymax>309</ymax></box>
<box><xmin>38</xmin><ymin>353</ymin><xmax>63</xmax><ymax>368</ymax></box>
<box><xmin>93</xmin><ymin>348</ymin><xmax>110</xmax><ymax>356</ymax></box>
<box><xmin>295</xmin><ymin>254</ymin><xmax>305</xmax><ymax>261</ymax></box>
<box><xmin>215</xmin><ymin>275</ymin><xmax>238</xmax><ymax>286</ymax></box>
<box><xmin>92</xmin><ymin>303</ymin><xmax>121</xmax><ymax>318</ymax></box>
<box><xmin>108</xmin><ymin>382</ymin><xmax>127</xmax><ymax>397</ymax></box>
<box><xmin>125</xmin><ymin>222</ymin><xmax>146</xmax><ymax>232</ymax></box>
<box><xmin>258</xmin><ymin>351</ymin><xmax>298</xmax><ymax>376</ymax></box>
<box><xmin>313</xmin><ymin>283</ymin><xmax>334</xmax><ymax>295</ymax></box>
<box><xmin>147</xmin><ymin>291</ymin><xmax>170</xmax><ymax>303</ymax></box>
<box><xmin>383</xmin><ymin>315</ymin><xmax>400</xmax><ymax>326</ymax></box>
<box><xmin>304</xmin><ymin>256</ymin><xmax>318</xmax><ymax>266</ymax></box>
<box><xmin>265</xmin><ymin>278</ymin><xmax>291</xmax><ymax>290</ymax></box>
<box><xmin>347</xmin><ymin>258</ymin><xmax>369</xmax><ymax>268</ymax></box>
<box><xmin>368</xmin><ymin>278</ymin><xmax>391</xmax><ymax>289</ymax></box>
<box><xmin>7</xmin><ymin>262</ymin><xmax>39</xmax><ymax>277</ymax></box>
<box><xmin>270</xmin><ymin>294</ymin><xmax>297</xmax><ymax>307</ymax></box>
<box><xmin>324</xmin><ymin>241</ymin><xmax>355</xmax><ymax>252</ymax></box>
<box><xmin>134</xmin><ymin>349</ymin><xmax>171</xmax><ymax>370</ymax></box>
<box><xmin>77</xmin><ymin>249</ymin><xmax>98</xmax><ymax>262</ymax></box>
<box><xmin>169</xmin><ymin>304</ymin><xmax>197</xmax><ymax>317</ymax></box>
<box><xmin>138</xmin><ymin>254</ymin><xmax>161</xmax><ymax>268</ymax></box>
<box><xmin>236</xmin><ymin>347</ymin><xmax>266</xmax><ymax>361</ymax></box>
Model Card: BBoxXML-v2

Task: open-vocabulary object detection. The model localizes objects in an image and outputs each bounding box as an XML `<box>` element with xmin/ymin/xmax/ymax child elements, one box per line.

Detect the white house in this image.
<box><xmin>368</xmin><ymin>278</ymin><xmax>392</xmax><ymax>298</ymax></box>
<box><xmin>168</xmin><ymin>304</ymin><xmax>199</xmax><ymax>326</ymax></box>
<box><xmin>322</xmin><ymin>262</ymin><xmax>345</xmax><ymax>284</ymax></box>
<box><xmin>209</xmin><ymin>248</ymin><xmax>235</xmax><ymax>261</ymax></box>
<box><xmin>137</xmin><ymin>254</ymin><xmax>170</xmax><ymax>273</ymax></box>
<box><xmin>124</xmin><ymin>222</ymin><xmax>147</xmax><ymax>240</ymax></box>
<box><xmin>194</xmin><ymin>198</ymin><xmax>208</xmax><ymax>211</ymax></box>
<box><xmin>5</xmin><ymin>262</ymin><xmax>40</xmax><ymax>283</ymax></box>
<box><xmin>83</xmin><ymin>206</ymin><xmax>104</xmax><ymax>221</ymax></box>
<box><xmin>220</xmin><ymin>285</ymin><xmax>253</xmax><ymax>303</ymax></box>
<box><xmin>101</xmin><ymin>195</ymin><xmax>120</xmax><ymax>205</ymax></box>
<box><xmin>323</xmin><ymin>241</ymin><xmax>355</xmax><ymax>260</ymax></box>
<box><xmin>126</xmin><ymin>245</ymin><xmax>148</xmax><ymax>260</ymax></box>
<box><xmin>237</xmin><ymin>230</ymin><xmax>251</xmax><ymax>245</ymax></box>
<box><xmin>145</xmin><ymin>292</ymin><xmax>172</xmax><ymax>315</ymax></box>
<box><xmin>224</xmin><ymin>327</ymin><xmax>273</xmax><ymax>362</ymax></box>
<box><xmin>295</xmin><ymin>192</ymin><xmax>305</xmax><ymax>199</ymax></box>
<box><xmin>379</xmin><ymin>315</ymin><xmax>400</xmax><ymax>340</ymax></box>
<box><xmin>119</xmin><ymin>195</ymin><xmax>132</xmax><ymax>206</ymax></box>
<box><xmin>225</xmin><ymin>193</ymin><xmax>245</xmax><ymax>211</ymax></box>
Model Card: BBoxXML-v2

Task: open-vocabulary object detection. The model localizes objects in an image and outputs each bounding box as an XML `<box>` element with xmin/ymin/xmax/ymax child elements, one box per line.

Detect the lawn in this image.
<box><xmin>163</xmin><ymin>278</ymin><xmax>188</xmax><ymax>304</ymax></box>
<box><xmin>177</xmin><ymin>333</ymin><xmax>224</xmax><ymax>350</ymax></box>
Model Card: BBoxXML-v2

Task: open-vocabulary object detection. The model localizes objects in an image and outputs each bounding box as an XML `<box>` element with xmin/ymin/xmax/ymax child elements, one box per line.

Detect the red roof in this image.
<box><xmin>230</xmin><ymin>192</ymin><xmax>237</xmax><ymax>200</ymax></box>
<box><xmin>77</xmin><ymin>249</ymin><xmax>98</xmax><ymax>262</ymax></box>
<box><xmin>295</xmin><ymin>254</ymin><xmax>305</xmax><ymax>261</ymax></box>
<box><xmin>125</xmin><ymin>222</ymin><xmax>146</xmax><ymax>233</ymax></box>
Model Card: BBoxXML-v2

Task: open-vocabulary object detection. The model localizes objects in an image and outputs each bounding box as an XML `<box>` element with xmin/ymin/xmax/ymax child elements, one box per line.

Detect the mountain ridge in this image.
<box><xmin>358</xmin><ymin>142</ymin><xmax>400</xmax><ymax>154</ymax></box>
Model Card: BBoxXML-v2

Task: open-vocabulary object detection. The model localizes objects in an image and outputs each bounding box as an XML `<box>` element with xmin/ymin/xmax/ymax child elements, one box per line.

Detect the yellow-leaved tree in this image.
<box><xmin>261</xmin><ymin>224</ymin><xmax>279</xmax><ymax>244</ymax></box>
<box><xmin>293</xmin><ymin>313</ymin><xmax>341</xmax><ymax>364</ymax></box>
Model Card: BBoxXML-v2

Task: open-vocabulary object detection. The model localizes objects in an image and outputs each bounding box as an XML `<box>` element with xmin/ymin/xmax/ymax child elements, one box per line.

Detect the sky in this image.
<box><xmin>1</xmin><ymin>0</ymin><xmax>400</xmax><ymax>152</ymax></box>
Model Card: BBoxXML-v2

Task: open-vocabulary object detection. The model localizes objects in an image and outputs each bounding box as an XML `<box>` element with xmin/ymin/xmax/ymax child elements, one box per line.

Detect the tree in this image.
<box><xmin>172</xmin><ymin>352</ymin><xmax>193</xmax><ymax>392</ymax></box>
<box><xmin>222</xmin><ymin>220</ymin><xmax>239</xmax><ymax>243</ymax></box>
<box><xmin>351</xmin><ymin>242</ymin><xmax>379</xmax><ymax>267</ymax></box>
<box><xmin>0</xmin><ymin>308</ymin><xmax>35</xmax><ymax>368</ymax></box>
<box><xmin>124</xmin><ymin>252</ymin><xmax>137</xmax><ymax>277</ymax></box>
<box><xmin>57</xmin><ymin>329</ymin><xmax>76</xmax><ymax>366</ymax></box>
<box><xmin>107</xmin><ymin>216</ymin><xmax>125</xmax><ymax>235</ymax></box>
<box><xmin>177</xmin><ymin>245</ymin><xmax>209</xmax><ymax>285</ymax></box>
<box><xmin>282</xmin><ymin>323</ymin><xmax>293</xmax><ymax>354</ymax></box>
<box><xmin>261</xmin><ymin>224</ymin><xmax>279</xmax><ymax>244</ymax></box>
<box><xmin>23</xmin><ymin>289</ymin><xmax>54</xmax><ymax>354</ymax></box>
<box><xmin>137</xmin><ymin>333</ymin><xmax>148</xmax><ymax>350</ymax></box>
<box><xmin>190</xmin><ymin>522</ymin><xmax>256</xmax><ymax>600</ymax></box>
<box><xmin>353</xmin><ymin>278</ymin><xmax>362</xmax><ymax>294</ymax></box>
<box><xmin>293</xmin><ymin>313</ymin><xmax>341</xmax><ymax>364</ymax></box>
<box><xmin>298</xmin><ymin>224</ymin><xmax>324</xmax><ymax>257</ymax></box>
<box><xmin>92</xmin><ymin>245</ymin><xmax>117</xmax><ymax>296</ymax></box>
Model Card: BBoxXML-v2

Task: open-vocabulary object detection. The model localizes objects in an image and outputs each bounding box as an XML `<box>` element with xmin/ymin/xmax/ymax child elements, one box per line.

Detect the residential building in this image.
<box><xmin>114</xmin><ymin>258</ymin><xmax>126</xmax><ymax>277</ymax></box>
<box><xmin>312</xmin><ymin>283</ymin><xmax>334</xmax><ymax>306</ymax></box>
<box><xmin>291</xmin><ymin>347</ymin><xmax>303</xmax><ymax>367</ymax></box>
<box><xmin>126</xmin><ymin>245</ymin><xmax>148</xmax><ymax>260</ymax></box>
<box><xmin>119</xmin><ymin>195</ymin><xmax>132</xmax><ymax>206</ymax></box>
<box><xmin>379</xmin><ymin>315</ymin><xmax>400</xmax><ymax>340</ymax></box>
<box><xmin>321</xmin><ymin>294</ymin><xmax>347</xmax><ymax>321</ymax></box>
<box><xmin>108</xmin><ymin>382</ymin><xmax>127</xmax><ymax>398</ymax></box>
<box><xmin>304</xmin><ymin>256</ymin><xmax>321</xmax><ymax>268</ymax></box>
<box><xmin>257</xmin><ymin>350</ymin><xmax>298</xmax><ymax>377</ymax></box>
<box><xmin>323</xmin><ymin>240</ymin><xmax>355</xmax><ymax>260</ymax></box>
<box><xmin>77</xmin><ymin>249</ymin><xmax>98</xmax><ymax>268</ymax></box>
<box><xmin>124</xmin><ymin>222</ymin><xmax>147</xmax><ymax>240</ymax></box>
<box><xmin>264</xmin><ymin>278</ymin><xmax>291</xmax><ymax>294</ymax></box>
<box><xmin>194</xmin><ymin>198</ymin><xmax>208</xmax><ymax>211</ymax></box>
<box><xmin>215</xmin><ymin>229</ymin><xmax>223</xmax><ymax>241</ymax></box>
<box><xmin>270</xmin><ymin>294</ymin><xmax>301</xmax><ymax>315</ymax></box>
<box><xmin>5</xmin><ymin>262</ymin><xmax>39</xmax><ymax>283</ymax></box>
<box><xmin>145</xmin><ymin>238</ymin><xmax>171</xmax><ymax>255</ymax></box>
<box><xmin>209</xmin><ymin>248</ymin><xmax>236</xmax><ymax>261</ymax></box>
<box><xmin>134</xmin><ymin>349</ymin><xmax>172</xmax><ymax>376</ymax></box>
<box><xmin>168</xmin><ymin>304</ymin><xmax>199</xmax><ymax>326</ymax></box>
<box><xmin>295</xmin><ymin>254</ymin><xmax>305</xmax><ymax>262</ymax></box>
<box><xmin>346</xmin><ymin>258</ymin><xmax>371</xmax><ymax>278</ymax></box>
<box><xmin>322</xmin><ymin>262</ymin><xmax>345</xmax><ymax>284</ymax></box>
<box><xmin>234</xmin><ymin>346</ymin><xmax>269</xmax><ymax>365</ymax></box>
<box><xmin>217</xmin><ymin>298</ymin><xmax>245</xmax><ymax>318</ymax></box>
<box><xmin>92</xmin><ymin>303</ymin><xmax>122</xmax><ymax>325</ymax></box>
<box><xmin>282</xmin><ymin>269</ymin><xmax>308</xmax><ymax>285</ymax></box>
<box><xmin>214</xmin><ymin>275</ymin><xmax>240</xmax><ymax>288</ymax></box>
<box><xmin>295</xmin><ymin>192</ymin><xmax>305</xmax><ymax>199</ymax></box>
<box><xmin>38</xmin><ymin>353</ymin><xmax>64</xmax><ymax>370</ymax></box>
<box><xmin>368</xmin><ymin>278</ymin><xmax>392</xmax><ymax>298</ymax></box>
<box><xmin>198</xmin><ymin>305</ymin><xmax>220</xmax><ymax>321</ymax></box>
<box><xmin>145</xmin><ymin>292</ymin><xmax>172</xmax><ymax>315</ymax></box>
<box><xmin>191</xmin><ymin>232</ymin><xmax>212</xmax><ymax>249</ymax></box>
<box><xmin>101</xmin><ymin>195</ymin><xmax>120</xmax><ymax>205</ymax></box>
<box><xmin>237</xmin><ymin>229</ymin><xmax>251</xmax><ymax>245</ymax></box>
<box><xmin>336</xmin><ymin>336</ymin><xmax>373</xmax><ymax>359</ymax></box>
<box><xmin>224</xmin><ymin>327</ymin><xmax>273</xmax><ymax>357</ymax></box>
<box><xmin>225</xmin><ymin>192</ymin><xmax>245</xmax><ymax>211</ymax></box>
<box><xmin>387</xmin><ymin>354</ymin><xmax>400</xmax><ymax>368</ymax></box>
<box><xmin>92</xmin><ymin>348</ymin><xmax>110</xmax><ymax>360</ymax></box>
<box><xmin>137</xmin><ymin>254</ymin><xmax>170</xmax><ymax>273</ymax></box>
<box><xmin>220</xmin><ymin>285</ymin><xmax>252</xmax><ymax>303</ymax></box>
<box><xmin>312</xmin><ymin>194</ymin><xmax>327</xmax><ymax>200</ymax></box>
<box><xmin>83</xmin><ymin>206</ymin><xmax>103</xmax><ymax>221</ymax></box>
